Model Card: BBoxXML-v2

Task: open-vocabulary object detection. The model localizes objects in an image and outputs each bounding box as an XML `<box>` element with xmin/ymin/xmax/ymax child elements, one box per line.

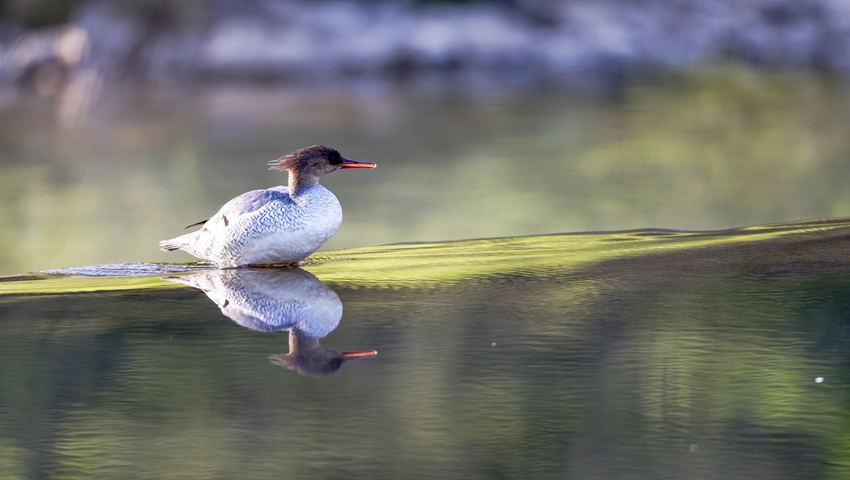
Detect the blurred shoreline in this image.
<box><xmin>1</xmin><ymin>0</ymin><xmax>849</xmax><ymax>98</ymax></box>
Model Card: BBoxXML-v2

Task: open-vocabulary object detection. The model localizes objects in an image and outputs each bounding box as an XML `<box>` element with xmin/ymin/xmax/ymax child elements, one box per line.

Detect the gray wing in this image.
<box><xmin>202</xmin><ymin>187</ymin><xmax>293</xmax><ymax>232</ymax></box>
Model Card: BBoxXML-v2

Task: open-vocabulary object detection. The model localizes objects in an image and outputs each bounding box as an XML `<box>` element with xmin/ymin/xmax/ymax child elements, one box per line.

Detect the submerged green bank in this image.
<box><xmin>2</xmin><ymin>217</ymin><xmax>848</xmax><ymax>294</ymax></box>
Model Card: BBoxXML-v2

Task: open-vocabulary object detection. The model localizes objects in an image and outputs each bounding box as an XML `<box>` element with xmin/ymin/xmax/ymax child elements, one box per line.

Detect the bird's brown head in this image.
<box><xmin>269</xmin><ymin>145</ymin><xmax>375</xmax><ymax>177</ymax></box>
<box><xmin>268</xmin><ymin>145</ymin><xmax>376</xmax><ymax>196</ymax></box>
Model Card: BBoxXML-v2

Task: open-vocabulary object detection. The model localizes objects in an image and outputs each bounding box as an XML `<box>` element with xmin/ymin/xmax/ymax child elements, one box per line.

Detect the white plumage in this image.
<box><xmin>160</xmin><ymin>145</ymin><xmax>375</xmax><ymax>267</ymax></box>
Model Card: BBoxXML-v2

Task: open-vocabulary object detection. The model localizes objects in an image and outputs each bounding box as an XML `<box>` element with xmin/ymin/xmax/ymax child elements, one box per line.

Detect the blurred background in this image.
<box><xmin>1</xmin><ymin>0</ymin><xmax>849</xmax><ymax>275</ymax></box>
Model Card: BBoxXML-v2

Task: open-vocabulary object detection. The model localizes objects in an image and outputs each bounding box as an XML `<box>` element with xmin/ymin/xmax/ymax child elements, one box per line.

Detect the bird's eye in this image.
<box><xmin>328</xmin><ymin>153</ymin><xmax>342</xmax><ymax>165</ymax></box>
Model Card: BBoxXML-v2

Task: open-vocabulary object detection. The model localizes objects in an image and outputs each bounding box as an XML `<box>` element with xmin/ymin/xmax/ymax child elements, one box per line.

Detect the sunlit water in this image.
<box><xmin>1</xmin><ymin>68</ymin><xmax>850</xmax><ymax>275</ymax></box>
<box><xmin>1</xmin><ymin>219</ymin><xmax>849</xmax><ymax>479</ymax></box>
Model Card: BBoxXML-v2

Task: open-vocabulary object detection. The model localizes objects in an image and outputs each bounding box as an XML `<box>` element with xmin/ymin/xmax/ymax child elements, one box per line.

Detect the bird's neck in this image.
<box><xmin>288</xmin><ymin>171</ymin><xmax>319</xmax><ymax>197</ymax></box>
<box><xmin>289</xmin><ymin>328</ymin><xmax>321</xmax><ymax>354</ymax></box>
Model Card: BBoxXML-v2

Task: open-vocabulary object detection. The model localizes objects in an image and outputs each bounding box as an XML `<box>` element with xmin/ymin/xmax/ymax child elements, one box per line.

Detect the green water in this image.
<box><xmin>1</xmin><ymin>68</ymin><xmax>850</xmax><ymax>275</ymax></box>
<box><xmin>1</xmin><ymin>220</ymin><xmax>849</xmax><ymax>479</ymax></box>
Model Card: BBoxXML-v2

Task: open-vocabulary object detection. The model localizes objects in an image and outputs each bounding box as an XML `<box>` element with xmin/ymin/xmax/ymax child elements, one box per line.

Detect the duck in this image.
<box><xmin>159</xmin><ymin>145</ymin><xmax>376</xmax><ymax>267</ymax></box>
<box><xmin>165</xmin><ymin>267</ymin><xmax>377</xmax><ymax>376</ymax></box>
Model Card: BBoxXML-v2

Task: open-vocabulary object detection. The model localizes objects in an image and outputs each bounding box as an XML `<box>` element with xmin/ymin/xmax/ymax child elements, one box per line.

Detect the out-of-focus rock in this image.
<box><xmin>1</xmin><ymin>0</ymin><xmax>849</xmax><ymax>90</ymax></box>
<box><xmin>0</xmin><ymin>25</ymin><xmax>89</xmax><ymax>95</ymax></box>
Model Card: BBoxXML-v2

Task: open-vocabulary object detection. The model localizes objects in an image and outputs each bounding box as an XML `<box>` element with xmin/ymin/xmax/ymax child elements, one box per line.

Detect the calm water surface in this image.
<box><xmin>1</xmin><ymin>220</ymin><xmax>849</xmax><ymax>479</ymax></box>
<box><xmin>1</xmin><ymin>69</ymin><xmax>850</xmax><ymax>275</ymax></box>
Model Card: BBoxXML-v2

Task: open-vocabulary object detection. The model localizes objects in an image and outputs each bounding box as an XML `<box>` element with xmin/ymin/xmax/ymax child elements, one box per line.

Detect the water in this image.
<box><xmin>1</xmin><ymin>66</ymin><xmax>850</xmax><ymax>478</ymax></box>
<box><xmin>1</xmin><ymin>219</ymin><xmax>849</xmax><ymax>479</ymax></box>
<box><xmin>1</xmin><ymin>68</ymin><xmax>850</xmax><ymax>275</ymax></box>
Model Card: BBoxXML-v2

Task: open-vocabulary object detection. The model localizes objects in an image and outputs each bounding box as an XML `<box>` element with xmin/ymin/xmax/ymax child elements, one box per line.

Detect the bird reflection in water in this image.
<box><xmin>165</xmin><ymin>268</ymin><xmax>376</xmax><ymax>376</ymax></box>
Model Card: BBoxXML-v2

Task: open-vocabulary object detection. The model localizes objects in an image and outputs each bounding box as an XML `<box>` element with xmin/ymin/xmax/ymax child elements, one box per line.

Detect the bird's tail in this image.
<box><xmin>160</xmin><ymin>230</ymin><xmax>208</xmax><ymax>261</ymax></box>
<box><xmin>160</xmin><ymin>229</ymin><xmax>201</xmax><ymax>252</ymax></box>
<box><xmin>159</xmin><ymin>238</ymin><xmax>183</xmax><ymax>252</ymax></box>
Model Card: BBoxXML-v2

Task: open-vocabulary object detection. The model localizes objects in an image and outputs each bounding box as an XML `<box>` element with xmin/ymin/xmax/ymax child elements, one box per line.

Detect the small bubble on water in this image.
<box><xmin>491</xmin><ymin>342</ymin><xmax>497</xmax><ymax>347</ymax></box>
<box><xmin>815</xmin><ymin>377</ymin><xmax>824</xmax><ymax>383</ymax></box>
<box><xmin>689</xmin><ymin>444</ymin><xmax>698</xmax><ymax>452</ymax></box>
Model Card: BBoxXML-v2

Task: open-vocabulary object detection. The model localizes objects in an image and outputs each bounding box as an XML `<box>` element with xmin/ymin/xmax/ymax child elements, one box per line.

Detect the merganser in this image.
<box><xmin>166</xmin><ymin>267</ymin><xmax>377</xmax><ymax>376</ymax></box>
<box><xmin>159</xmin><ymin>145</ymin><xmax>376</xmax><ymax>267</ymax></box>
